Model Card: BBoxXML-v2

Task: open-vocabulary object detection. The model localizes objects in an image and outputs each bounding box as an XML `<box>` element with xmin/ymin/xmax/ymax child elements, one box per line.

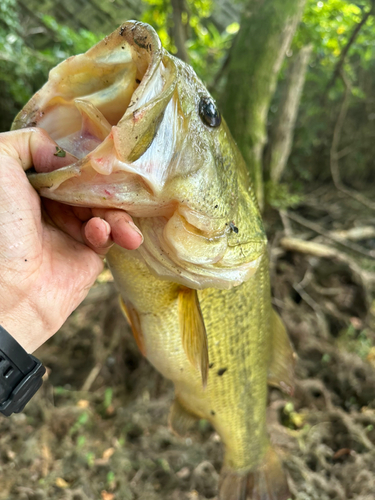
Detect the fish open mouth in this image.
<box><xmin>12</xmin><ymin>21</ymin><xmax>176</xmax><ymax>184</ymax></box>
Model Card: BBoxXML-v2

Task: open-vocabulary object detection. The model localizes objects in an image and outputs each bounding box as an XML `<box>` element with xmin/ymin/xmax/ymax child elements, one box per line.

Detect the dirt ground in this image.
<box><xmin>0</xmin><ymin>188</ymin><xmax>374</xmax><ymax>500</ymax></box>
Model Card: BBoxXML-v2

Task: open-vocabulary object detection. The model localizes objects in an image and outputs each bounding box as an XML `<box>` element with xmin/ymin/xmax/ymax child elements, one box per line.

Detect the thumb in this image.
<box><xmin>0</xmin><ymin>128</ymin><xmax>76</xmax><ymax>172</ymax></box>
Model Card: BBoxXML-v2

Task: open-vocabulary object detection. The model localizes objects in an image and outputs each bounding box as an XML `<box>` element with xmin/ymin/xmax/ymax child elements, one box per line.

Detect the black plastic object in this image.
<box><xmin>0</xmin><ymin>325</ymin><xmax>45</xmax><ymax>417</ymax></box>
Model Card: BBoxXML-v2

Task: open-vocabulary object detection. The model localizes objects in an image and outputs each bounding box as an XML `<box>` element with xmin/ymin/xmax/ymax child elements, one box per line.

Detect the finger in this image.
<box><xmin>44</xmin><ymin>200</ymin><xmax>113</xmax><ymax>254</ymax></box>
<box><xmin>43</xmin><ymin>199</ymin><xmax>84</xmax><ymax>243</ymax></box>
<box><xmin>91</xmin><ymin>208</ymin><xmax>143</xmax><ymax>250</ymax></box>
<box><xmin>73</xmin><ymin>206</ymin><xmax>93</xmax><ymax>222</ymax></box>
<box><xmin>0</xmin><ymin>128</ymin><xmax>76</xmax><ymax>172</ymax></box>
<box><xmin>82</xmin><ymin>217</ymin><xmax>113</xmax><ymax>255</ymax></box>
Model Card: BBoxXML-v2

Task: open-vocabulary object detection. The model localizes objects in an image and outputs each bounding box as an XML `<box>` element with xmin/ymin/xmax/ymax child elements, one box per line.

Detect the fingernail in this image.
<box><xmin>128</xmin><ymin>221</ymin><xmax>144</xmax><ymax>243</ymax></box>
<box><xmin>102</xmin><ymin>219</ymin><xmax>111</xmax><ymax>237</ymax></box>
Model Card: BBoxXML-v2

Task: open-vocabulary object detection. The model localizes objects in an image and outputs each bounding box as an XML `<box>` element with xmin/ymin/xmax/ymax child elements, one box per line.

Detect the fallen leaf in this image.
<box><xmin>102</xmin><ymin>447</ymin><xmax>115</xmax><ymax>461</ymax></box>
<box><xmin>77</xmin><ymin>399</ymin><xmax>90</xmax><ymax>408</ymax></box>
<box><xmin>101</xmin><ymin>491</ymin><xmax>115</xmax><ymax>500</ymax></box>
<box><xmin>55</xmin><ymin>478</ymin><xmax>69</xmax><ymax>489</ymax></box>
<box><xmin>176</xmin><ymin>466</ymin><xmax>190</xmax><ymax>479</ymax></box>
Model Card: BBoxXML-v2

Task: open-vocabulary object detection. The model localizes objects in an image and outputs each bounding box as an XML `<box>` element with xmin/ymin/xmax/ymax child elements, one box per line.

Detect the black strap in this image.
<box><xmin>0</xmin><ymin>325</ymin><xmax>46</xmax><ymax>416</ymax></box>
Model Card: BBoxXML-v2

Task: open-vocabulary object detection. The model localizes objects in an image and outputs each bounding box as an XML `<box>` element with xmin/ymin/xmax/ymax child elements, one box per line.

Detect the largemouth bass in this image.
<box><xmin>13</xmin><ymin>21</ymin><xmax>295</xmax><ymax>500</ymax></box>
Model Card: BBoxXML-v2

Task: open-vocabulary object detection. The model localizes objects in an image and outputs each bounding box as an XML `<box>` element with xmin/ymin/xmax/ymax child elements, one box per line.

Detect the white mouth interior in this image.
<box><xmin>37</xmin><ymin>45</ymin><xmax>150</xmax><ymax>159</ymax></box>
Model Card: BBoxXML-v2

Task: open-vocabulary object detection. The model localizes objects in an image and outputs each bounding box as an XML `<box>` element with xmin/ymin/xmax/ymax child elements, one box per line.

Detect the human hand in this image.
<box><xmin>0</xmin><ymin>128</ymin><xmax>143</xmax><ymax>353</ymax></box>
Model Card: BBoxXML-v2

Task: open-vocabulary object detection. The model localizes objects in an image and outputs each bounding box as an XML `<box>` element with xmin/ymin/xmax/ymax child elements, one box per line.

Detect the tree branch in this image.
<box><xmin>171</xmin><ymin>0</ymin><xmax>189</xmax><ymax>62</ymax></box>
<box><xmin>330</xmin><ymin>71</ymin><xmax>375</xmax><ymax>211</ymax></box>
<box><xmin>326</xmin><ymin>5</ymin><xmax>373</xmax><ymax>92</ymax></box>
<box><xmin>220</xmin><ymin>0</ymin><xmax>307</xmax><ymax>211</ymax></box>
<box><xmin>264</xmin><ymin>44</ymin><xmax>312</xmax><ymax>184</ymax></box>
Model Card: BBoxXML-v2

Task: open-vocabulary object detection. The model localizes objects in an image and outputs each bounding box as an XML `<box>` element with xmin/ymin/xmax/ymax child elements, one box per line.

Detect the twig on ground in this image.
<box><xmin>279</xmin><ymin>236</ymin><xmax>371</xmax><ymax>311</ymax></box>
<box><xmin>284</xmin><ymin>212</ymin><xmax>375</xmax><ymax>259</ymax></box>
<box><xmin>80</xmin><ymin>283</ymin><xmax>122</xmax><ymax>392</ymax></box>
<box><xmin>329</xmin><ymin>226</ymin><xmax>375</xmax><ymax>242</ymax></box>
<box><xmin>279</xmin><ymin>236</ymin><xmax>366</xmax><ymax>273</ymax></box>
<box><xmin>81</xmin><ymin>363</ymin><xmax>102</xmax><ymax>392</ymax></box>
<box><xmin>293</xmin><ymin>282</ymin><xmax>321</xmax><ymax>313</ymax></box>
<box><xmin>279</xmin><ymin>209</ymin><xmax>293</xmax><ymax>236</ymax></box>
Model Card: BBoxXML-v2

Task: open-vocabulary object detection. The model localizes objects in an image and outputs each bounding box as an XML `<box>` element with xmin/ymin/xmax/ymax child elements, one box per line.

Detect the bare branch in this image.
<box><xmin>326</xmin><ymin>6</ymin><xmax>373</xmax><ymax>91</ymax></box>
<box><xmin>265</xmin><ymin>44</ymin><xmax>312</xmax><ymax>184</ymax></box>
<box><xmin>284</xmin><ymin>211</ymin><xmax>375</xmax><ymax>259</ymax></box>
<box><xmin>330</xmin><ymin>72</ymin><xmax>375</xmax><ymax>211</ymax></box>
<box><xmin>330</xmin><ymin>71</ymin><xmax>350</xmax><ymax>187</ymax></box>
<box><xmin>280</xmin><ymin>237</ymin><xmax>370</xmax><ymax>307</ymax></box>
<box><xmin>171</xmin><ymin>0</ymin><xmax>189</xmax><ymax>62</ymax></box>
<box><xmin>329</xmin><ymin>226</ymin><xmax>375</xmax><ymax>242</ymax></box>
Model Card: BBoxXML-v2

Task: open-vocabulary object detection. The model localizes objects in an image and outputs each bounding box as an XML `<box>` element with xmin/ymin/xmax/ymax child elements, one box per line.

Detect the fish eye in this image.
<box><xmin>199</xmin><ymin>97</ymin><xmax>221</xmax><ymax>128</ymax></box>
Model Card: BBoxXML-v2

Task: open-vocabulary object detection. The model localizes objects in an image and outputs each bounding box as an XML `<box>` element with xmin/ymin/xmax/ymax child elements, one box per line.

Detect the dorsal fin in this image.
<box><xmin>267</xmin><ymin>309</ymin><xmax>295</xmax><ymax>395</ymax></box>
<box><xmin>178</xmin><ymin>287</ymin><xmax>209</xmax><ymax>388</ymax></box>
<box><xmin>119</xmin><ymin>296</ymin><xmax>146</xmax><ymax>356</ymax></box>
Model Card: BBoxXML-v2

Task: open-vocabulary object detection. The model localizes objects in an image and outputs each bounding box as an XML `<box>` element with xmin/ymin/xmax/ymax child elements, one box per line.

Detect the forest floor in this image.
<box><xmin>0</xmin><ymin>186</ymin><xmax>374</xmax><ymax>500</ymax></box>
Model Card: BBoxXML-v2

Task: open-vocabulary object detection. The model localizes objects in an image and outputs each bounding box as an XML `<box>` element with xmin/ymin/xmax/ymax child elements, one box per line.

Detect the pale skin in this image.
<box><xmin>0</xmin><ymin>128</ymin><xmax>143</xmax><ymax>353</ymax></box>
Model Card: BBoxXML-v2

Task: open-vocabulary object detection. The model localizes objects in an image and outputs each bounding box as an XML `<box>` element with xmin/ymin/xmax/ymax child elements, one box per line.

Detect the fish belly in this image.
<box><xmin>107</xmin><ymin>245</ymin><xmax>271</xmax><ymax>472</ymax></box>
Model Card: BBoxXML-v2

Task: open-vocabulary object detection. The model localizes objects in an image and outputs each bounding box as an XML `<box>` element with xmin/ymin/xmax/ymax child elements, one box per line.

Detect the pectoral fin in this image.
<box><xmin>267</xmin><ymin>309</ymin><xmax>295</xmax><ymax>396</ymax></box>
<box><xmin>119</xmin><ymin>297</ymin><xmax>146</xmax><ymax>356</ymax></box>
<box><xmin>178</xmin><ymin>287</ymin><xmax>209</xmax><ymax>387</ymax></box>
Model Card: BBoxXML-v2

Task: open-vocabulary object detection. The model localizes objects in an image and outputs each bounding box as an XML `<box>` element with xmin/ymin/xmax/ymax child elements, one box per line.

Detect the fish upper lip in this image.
<box><xmin>12</xmin><ymin>21</ymin><xmax>172</xmax><ymax>170</ymax></box>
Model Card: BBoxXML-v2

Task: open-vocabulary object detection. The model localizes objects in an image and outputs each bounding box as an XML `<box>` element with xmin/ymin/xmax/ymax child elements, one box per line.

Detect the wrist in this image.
<box><xmin>0</xmin><ymin>310</ymin><xmax>51</xmax><ymax>354</ymax></box>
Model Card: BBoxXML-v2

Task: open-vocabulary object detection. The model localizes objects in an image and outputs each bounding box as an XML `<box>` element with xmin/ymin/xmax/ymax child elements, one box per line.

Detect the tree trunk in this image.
<box><xmin>265</xmin><ymin>44</ymin><xmax>312</xmax><ymax>185</ymax></box>
<box><xmin>171</xmin><ymin>0</ymin><xmax>189</xmax><ymax>62</ymax></box>
<box><xmin>220</xmin><ymin>0</ymin><xmax>306</xmax><ymax>209</ymax></box>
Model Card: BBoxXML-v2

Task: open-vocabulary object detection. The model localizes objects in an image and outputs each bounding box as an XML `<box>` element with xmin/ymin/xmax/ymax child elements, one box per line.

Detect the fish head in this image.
<box><xmin>12</xmin><ymin>21</ymin><xmax>267</xmax><ymax>289</ymax></box>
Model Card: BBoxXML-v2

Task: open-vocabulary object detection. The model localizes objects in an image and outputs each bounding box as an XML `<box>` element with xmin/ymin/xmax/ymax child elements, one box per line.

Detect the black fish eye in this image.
<box><xmin>199</xmin><ymin>97</ymin><xmax>221</xmax><ymax>128</ymax></box>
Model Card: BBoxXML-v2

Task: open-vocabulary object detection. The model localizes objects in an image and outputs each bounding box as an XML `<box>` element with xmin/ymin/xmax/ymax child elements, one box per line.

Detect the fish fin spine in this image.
<box><xmin>119</xmin><ymin>296</ymin><xmax>146</xmax><ymax>356</ymax></box>
<box><xmin>267</xmin><ymin>309</ymin><xmax>295</xmax><ymax>396</ymax></box>
<box><xmin>219</xmin><ymin>447</ymin><xmax>290</xmax><ymax>500</ymax></box>
<box><xmin>169</xmin><ymin>397</ymin><xmax>198</xmax><ymax>437</ymax></box>
<box><xmin>178</xmin><ymin>287</ymin><xmax>209</xmax><ymax>387</ymax></box>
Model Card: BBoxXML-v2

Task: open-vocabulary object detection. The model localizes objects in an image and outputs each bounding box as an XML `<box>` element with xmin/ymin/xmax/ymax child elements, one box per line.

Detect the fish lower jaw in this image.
<box><xmin>138</xmin><ymin>234</ymin><xmax>265</xmax><ymax>290</ymax></box>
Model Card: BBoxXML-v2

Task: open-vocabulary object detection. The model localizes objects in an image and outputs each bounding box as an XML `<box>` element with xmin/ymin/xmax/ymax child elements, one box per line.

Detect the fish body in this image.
<box><xmin>13</xmin><ymin>21</ymin><xmax>295</xmax><ymax>499</ymax></box>
<box><xmin>111</xmin><ymin>245</ymin><xmax>271</xmax><ymax>471</ymax></box>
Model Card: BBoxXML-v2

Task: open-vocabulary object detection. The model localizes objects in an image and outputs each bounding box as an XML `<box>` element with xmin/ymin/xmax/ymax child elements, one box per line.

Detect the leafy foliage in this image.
<box><xmin>0</xmin><ymin>0</ymin><xmax>50</xmax><ymax>113</ymax></box>
<box><xmin>1</xmin><ymin>0</ymin><xmax>375</xmax><ymax>189</ymax></box>
<box><xmin>265</xmin><ymin>181</ymin><xmax>303</xmax><ymax>210</ymax></box>
<box><xmin>0</xmin><ymin>2</ymin><xmax>102</xmax><ymax>131</ymax></box>
<box><xmin>141</xmin><ymin>0</ymin><xmax>238</xmax><ymax>83</ymax></box>
<box><xmin>284</xmin><ymin>0</ymin><xmax>375</xmax><ymax>186</ymax></box>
